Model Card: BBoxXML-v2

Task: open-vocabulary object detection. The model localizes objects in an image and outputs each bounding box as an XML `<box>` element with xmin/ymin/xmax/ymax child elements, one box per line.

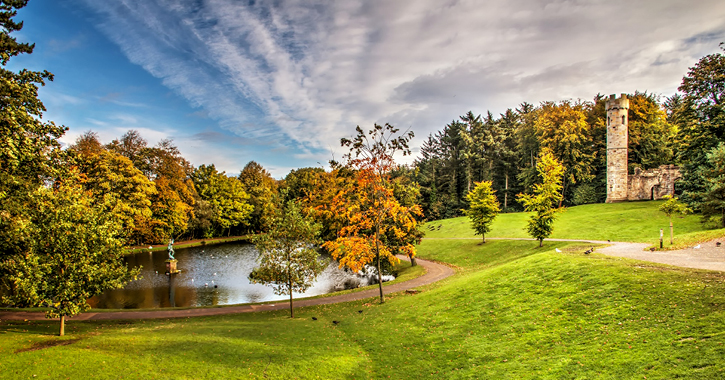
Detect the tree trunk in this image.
<box><xmin>288</xmin><ymin>252</ymin><xmax>294</xmax><ymax>318</ymax></box>
<box><xmin>375</xmin><ymin>226</ymin><xmax>384</xmax><ymax>304</ymax></box>
<box><xmin>504</xmin><ymin>174</ymin><xmax>509</xmax><ymax>209</ymax></box>
<box><xmin>482</xmin><ymin>233</ymin><xmax>486</xmax><ymax>243</ymax></box>
<box><xmin>539</xmin><ymin>239</ymin><xmax>543</xmax><ymax>248</ymax></box>
<box><xmin>409</xmin><ymin>254</ymin><xmax>417</xmax><ymax>267</ymax></box>
<box><xmin>669</xmin><ymin>217</ymin><xmax>674</xmax><ymax>245</ymax></box>
<box><xmin>59</xmin><ymin>315</ymin><xmax>65</xmax><ymax>336</ymax></box>
<box><xmin>289</xmin><ymin>288</ymin><xmax>294</xmax><ymax>318</ymax></box>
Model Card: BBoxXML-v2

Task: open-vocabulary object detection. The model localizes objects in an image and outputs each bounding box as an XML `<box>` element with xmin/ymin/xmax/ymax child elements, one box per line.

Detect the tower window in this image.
<box><xmin>622</xmin><ymin>115</ymin><xmax>625</xmax><ymax>124</ymax></box>
<box><xmin>607</xmin><ymin>117</ymin><xmax>610</xmax><ymax>126</ymax></box>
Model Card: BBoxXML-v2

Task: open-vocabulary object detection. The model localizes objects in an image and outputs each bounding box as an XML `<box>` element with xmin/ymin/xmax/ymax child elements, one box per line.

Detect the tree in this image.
<box><xmin>191</xmin><ymin>164</ymin><xmax>252</xmax><ymax>237</ymax></box>
<box><xmin>322</xmin><ymin>124</ymin><xmax>421</xmax><ymax>303</ymax></box>
<box><xmin>70</xmin><ymin>132</ymin><xmax>156</xmax><ymax>245</ymax></box>
<box><xmin>238</xmin><ymin>161</ymin><xmax>278</xmax><ymax>233</ymax></box>
<box><xmin>249</xmin><ymin>199</ymin><xmax>326</xmax><ymax>318</ymax></box>
<box><xmin>463</xmin><ymin>181</ymin><xmax>500</xmax><ymax>243</ymax></box>
<box><xmin>701</xmin><ymin>143</ymin><xmax>725</xmax><ymax>227</ymax></box>
<box><xmin>517</xmin><ymin>152</ymin><xmax>565</xmax><ymax>247</ymax></box>
<box><xmin>627</xmin><ymin>92</ymin><xmax>678</xmax><ymax>172</ymax></box>
<box><xmin>0</xmin><ymin>179</ymin><xmax>140</xmax><ymax>336</ymax></box>
<box><xmin>0</xmin><ymin>0</ymin><xmax>67</xmax><ymax>267</ymax></box>
<box><xmin>658</xmin><ymin>195</ymin><xmax>691</xmax><ymax>244</ymax></box>
<box><xmin>674</xmin><ymin>46</ymin><xmax>725</xmax><ymax>209</ymax></box>
<box><xmin>534</xmin><ymin>101</ymin><xmax>595</xmax><ymax>206</ymax></box>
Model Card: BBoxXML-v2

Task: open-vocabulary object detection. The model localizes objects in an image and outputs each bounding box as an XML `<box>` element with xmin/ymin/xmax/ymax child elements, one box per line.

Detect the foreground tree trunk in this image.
<box><xmin>376</xmin><ymin>225</ymin><xmax>384</xmax><ymax>304</ymax></box>
<box><xmin>409</xmin><ymin>254</ymin><xmax>417</xmax><ymax>267</ymax></box>
<box><xmin>289</xmin><ymin>288</ymin><xmax>294</xmax><ymax>318</ymax></box>
<box><xmin>60</xmin><ymin>315</ymin><xmax>65</xmax><ymax>336</ymax></box>
<box><xmin>539</xmin><ymin>239</ymin><xmax>543</xmax><ymax>248</ymax></box>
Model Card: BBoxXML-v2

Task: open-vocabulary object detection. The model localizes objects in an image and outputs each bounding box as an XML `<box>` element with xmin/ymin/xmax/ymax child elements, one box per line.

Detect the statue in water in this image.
<box><xmin>167</xmin><ymin>239</ymin><xmax>176</xmax><ymax>260</ymax></box>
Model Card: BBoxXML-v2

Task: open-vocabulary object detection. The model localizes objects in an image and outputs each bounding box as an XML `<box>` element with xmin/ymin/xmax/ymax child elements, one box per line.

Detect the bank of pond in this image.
<box><xmin>88</xmin><ymin>242</ymin><xmax>394</xmax><ymax>309</ymax></box>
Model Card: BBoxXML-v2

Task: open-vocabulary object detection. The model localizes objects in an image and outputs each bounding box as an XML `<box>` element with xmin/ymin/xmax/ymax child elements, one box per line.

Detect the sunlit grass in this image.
<box><xmin>424</xmin><ymin>200</ymin><xmax>708</xmax><ymax>243</ymax></box>
<box><xmin>3</xmin><ymin>238</ymin><xmax>725</xmax><ymax>379</ymax></box>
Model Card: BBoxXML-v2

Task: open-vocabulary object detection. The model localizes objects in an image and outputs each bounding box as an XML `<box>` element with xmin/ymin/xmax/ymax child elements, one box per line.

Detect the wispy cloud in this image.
<box><xmin>75</xmin><ymin>0</ymin><xmax>725</xmax><ymax>163</ymax></box>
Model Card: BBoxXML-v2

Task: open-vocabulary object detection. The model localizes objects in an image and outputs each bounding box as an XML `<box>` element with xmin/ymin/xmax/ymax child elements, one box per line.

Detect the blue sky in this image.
<box><xmin>9</xmin><ymin>0</ymin><xmax>725</xmax><ymax>178</ymax></box>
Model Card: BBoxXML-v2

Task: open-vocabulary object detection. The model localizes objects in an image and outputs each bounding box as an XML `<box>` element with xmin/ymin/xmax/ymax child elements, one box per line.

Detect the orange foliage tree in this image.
<box><xmin>321</xmin><ymin>124</ymin><xmax>421</xmax><ymax>303</ymax></box>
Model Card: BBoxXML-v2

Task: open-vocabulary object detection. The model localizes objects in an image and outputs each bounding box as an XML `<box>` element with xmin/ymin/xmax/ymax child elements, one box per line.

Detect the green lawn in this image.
<box><xmin>424</xmin><ymin>200</ymin><xmax>716</xmax><ymax>245</ymax></box>
<box><xmin>3</xmin><ymin>238</ymin><xmax>725</xmax><ymax>379</ymax></box>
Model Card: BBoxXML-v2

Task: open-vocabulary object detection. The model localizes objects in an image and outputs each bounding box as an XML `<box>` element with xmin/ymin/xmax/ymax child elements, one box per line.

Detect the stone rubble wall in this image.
<box><xmin>627</xmin><ymin>165</ymin><xmax>681</xmax><ymax>201</ymax></box>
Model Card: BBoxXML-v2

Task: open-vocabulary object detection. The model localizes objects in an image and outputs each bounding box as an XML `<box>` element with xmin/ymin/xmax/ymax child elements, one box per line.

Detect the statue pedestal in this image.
<box><xmin>166</xmin><ymin>259</ymin><xmax>180</xmax><ymax>275</ymax></box>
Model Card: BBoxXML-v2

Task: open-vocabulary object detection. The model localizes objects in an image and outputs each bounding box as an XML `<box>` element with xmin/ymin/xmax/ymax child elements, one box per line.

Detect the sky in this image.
<box><xmin>8</xmin><ymin>0</ymin><xmax>725</xmax><ymax>178</ymax></box>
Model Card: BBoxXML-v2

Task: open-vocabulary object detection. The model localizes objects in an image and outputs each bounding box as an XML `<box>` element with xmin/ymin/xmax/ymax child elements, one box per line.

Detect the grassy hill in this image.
<box><xmin>424</xmin><ymin>200</ymin><xmax>723</xmax><ymax>247</ymax></box>
<box><xmin>2</xmin><ymin>201</ymin><xmax>725</xmax><ymax>379</ymax></box>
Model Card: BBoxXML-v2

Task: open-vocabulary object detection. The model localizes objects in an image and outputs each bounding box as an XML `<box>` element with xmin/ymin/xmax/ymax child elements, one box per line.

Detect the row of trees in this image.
<box><xmin>69</xmin><ymin>131</ymin><xmax>277</xmax><ymax>245</ymax></box>
<box><xmin>410</xmin><ymin>46</ymin><xmax>725</xmax><ymax>225</ymax></box>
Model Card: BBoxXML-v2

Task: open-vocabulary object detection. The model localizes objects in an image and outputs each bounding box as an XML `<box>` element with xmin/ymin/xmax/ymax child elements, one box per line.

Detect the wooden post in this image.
<box><xmin>659</xmin><ymin>229</ymin><xmax>663</xmax><ymax>249</ymax></box>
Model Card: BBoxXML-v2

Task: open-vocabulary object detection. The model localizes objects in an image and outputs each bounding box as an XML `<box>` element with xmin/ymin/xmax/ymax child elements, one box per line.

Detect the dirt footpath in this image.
<box><xmin>596</xmin><ymin>239</ymin><xmax>725</xmax><ymax>272</ymax></box>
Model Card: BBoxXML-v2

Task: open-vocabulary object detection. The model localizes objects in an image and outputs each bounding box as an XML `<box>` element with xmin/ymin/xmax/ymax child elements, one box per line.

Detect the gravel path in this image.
<box><xmin>0</xmin><ymin>256</ymin><xmax>454</xmax><ymax>322</ymax></box>
<box><xmin>595</xmin><ymin>239</ymin><xmax>725</xmax><ymax>272</ymax></box>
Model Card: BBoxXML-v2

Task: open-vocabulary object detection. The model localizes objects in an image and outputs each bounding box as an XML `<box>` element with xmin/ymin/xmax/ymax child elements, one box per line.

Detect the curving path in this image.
<box><xmin>0</xmin><ymin>256</ymin><xmax>454</xmax><ymax>322</ymax></box>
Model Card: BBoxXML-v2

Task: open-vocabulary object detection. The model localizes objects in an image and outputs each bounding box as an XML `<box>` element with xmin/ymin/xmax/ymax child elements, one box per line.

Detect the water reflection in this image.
<box><xmin>87</xmin><ymin>242</ymin><xmax>393</xmax><ymax>309</ymax></box>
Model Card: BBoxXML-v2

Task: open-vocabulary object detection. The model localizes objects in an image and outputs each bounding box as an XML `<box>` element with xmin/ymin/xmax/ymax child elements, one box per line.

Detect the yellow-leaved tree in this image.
<box><xmin>321</xmin><ymin>124</ymin><xmax>422</xmax><ymax>303</ymax></box>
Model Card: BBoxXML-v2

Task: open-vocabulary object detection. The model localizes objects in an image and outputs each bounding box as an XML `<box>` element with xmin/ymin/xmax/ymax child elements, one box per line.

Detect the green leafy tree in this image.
<box><xmin>658</xmin><ymin>195</ymin><xmax>691</xmax><ymax>244</ymax></box>
<box><xmin>517</xmin><ymin>152</ymin><xmax>565</xmax><ymax>247</ymax></box>
<box><xmin>191</xmin><ymin>164</ymin><xmax>252</xmax><ymax>237</ymax></box>
<box><xmin>0</xmin><ymin>0</ymin><xmax>67</xmax><ymax>266</ymax></box>
<box><xmin>674</xmin><ymin>45</ymin><xmax>725</xmax><ymax>209</ymax></box>
<box><xmin>701</xmin><ymin>143</ymin><xmax>725</xmax><ymax>227</ymax></box>
<box><xmin>0</xmin><ymin>179</ymin><xmax>140</xmax><ymax>336</ymax></box>
<box><xmin>463</xmin><ymin>181</ymin><xmax>501</xmax><ymax>243</ymax></box>
<box><xmin>239</xmin><ymin>161</ymin><xmax>279</xmax><ymax>233</ymax></box>
<box><xmin>249</xmin><ymin>199</ymin><xmax>326</xmax><ymax>318</ymax></box>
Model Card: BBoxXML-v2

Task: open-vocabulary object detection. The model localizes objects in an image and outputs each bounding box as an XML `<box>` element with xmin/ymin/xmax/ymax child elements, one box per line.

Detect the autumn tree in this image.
<box><xmin>0</xmin><ymin>178</ymin><xmax>140</xmax><ymax>336</ymax></box>
<box><xmin>249</xmin><ymin>199</ymin><xmax>326</xmax><ymax>318</ymax></box>
<box><xmin>322</xmin><ymin>124</ymin><xmax>421</xmax><ymax>303</ymax></box>
<box><xmin>517</xmin><ymin>152</ymin><xmax>565</xmax><ymax>247</ymax></box>
<box><xmin>464</xmin><ymin>181</ymin><xmax>501</xmax><ymax>243</ymax></box>
<box><xmin>534</xmin><ymin>101</ymin><xmax>595</xmax><ymax>206</ymax></box>
<box><xmin>70</xmin><ymin>132</ymin><xmax>156</xmax><ymax>245</ymax></box>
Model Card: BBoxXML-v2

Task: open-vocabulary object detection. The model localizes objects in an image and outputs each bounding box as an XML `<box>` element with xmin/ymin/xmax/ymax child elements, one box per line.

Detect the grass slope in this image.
<box><xmin>424</xmin><ymin>200</ymin><xmax>715</xmax><ymax>245</ymax></box>
<box><xmin>3</xmin><ymin>239</ymin><xmax>724</xmax><ymax>379</ymax></box>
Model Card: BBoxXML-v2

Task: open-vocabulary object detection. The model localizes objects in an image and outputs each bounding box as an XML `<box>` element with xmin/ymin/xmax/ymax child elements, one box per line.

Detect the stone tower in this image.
<box><xmin>606</xmin><ymin>94</ymin><xmax>629</xmax><ymax>203</ymax></box>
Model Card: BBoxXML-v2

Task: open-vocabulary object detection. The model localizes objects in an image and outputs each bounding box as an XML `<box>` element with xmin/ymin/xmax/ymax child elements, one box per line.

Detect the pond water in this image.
<box><xmin>87</xmin><ymin>242</ymin><xmax>393</xmax><ymax>309</ymax></box>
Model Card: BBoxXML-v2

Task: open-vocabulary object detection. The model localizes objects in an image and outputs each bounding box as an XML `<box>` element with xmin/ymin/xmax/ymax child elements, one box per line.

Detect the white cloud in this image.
<box><xmin>75</xmin><ymin>0</ymin><xmax>725</xmax><ymax>163</ymax></box>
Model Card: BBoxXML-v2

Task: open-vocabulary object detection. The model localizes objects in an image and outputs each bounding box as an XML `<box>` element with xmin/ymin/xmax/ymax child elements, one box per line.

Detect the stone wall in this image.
<box><xmin>627</xmin><ymin>165</ymin><xmax>681</xmax><ymax>201</ymax></box>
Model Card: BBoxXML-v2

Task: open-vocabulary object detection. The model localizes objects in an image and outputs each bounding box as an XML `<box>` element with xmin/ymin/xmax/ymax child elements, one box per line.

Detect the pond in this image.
<box><xmin>87</xmin><ymin>242</ymin><xmax>393</xmax><ymax>309</ymax></box>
